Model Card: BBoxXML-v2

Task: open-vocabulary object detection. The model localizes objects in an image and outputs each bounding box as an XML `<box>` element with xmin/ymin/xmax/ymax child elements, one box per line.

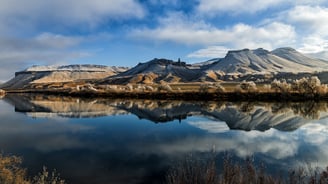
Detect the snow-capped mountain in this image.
<box><xmin>23</xmin><ymin>64</ymin><xmax>127</xmax><ymax>72</ymax></box>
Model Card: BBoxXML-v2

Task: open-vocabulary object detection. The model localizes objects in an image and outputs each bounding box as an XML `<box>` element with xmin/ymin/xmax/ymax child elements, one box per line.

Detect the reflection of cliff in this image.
<box><xmin>4</xmin><ymin>94</ymin><xmax>328</xmax><ymax>131</ymax></box>
<box><xmin>115</xmin><ymin>100</ymin><xmax>203</xmax><ymax>122</ymax></box>
<box><xmin>4</xmin><ymin>94</ymin><xmax>127</xmax><ymax>118</ymax></box>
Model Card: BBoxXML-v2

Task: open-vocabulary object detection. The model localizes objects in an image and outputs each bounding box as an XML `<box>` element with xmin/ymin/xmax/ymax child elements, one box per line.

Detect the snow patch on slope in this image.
<box><xmin>24</xmin><ymin>64</ymin><xmax>127</xmax><ymax>73</ymax></box>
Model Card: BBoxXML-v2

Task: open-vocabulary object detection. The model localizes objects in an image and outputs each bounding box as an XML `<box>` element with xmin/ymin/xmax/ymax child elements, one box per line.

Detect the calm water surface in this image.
<box><xmin>0</xmin><ymin>94</ymin><xmax>328</xmax><ymax>184</ymax></box>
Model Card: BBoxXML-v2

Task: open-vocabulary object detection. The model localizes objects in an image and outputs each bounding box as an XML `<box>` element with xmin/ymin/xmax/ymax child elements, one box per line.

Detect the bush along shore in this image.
<box><xmin>4</xmin><ymin>77</ymin><xmax>328</xmax><ymax>101</ymax></box>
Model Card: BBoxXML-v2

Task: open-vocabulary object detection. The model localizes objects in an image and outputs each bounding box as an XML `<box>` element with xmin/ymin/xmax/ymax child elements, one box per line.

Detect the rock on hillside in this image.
<box><xmin>1</xmin><ymin>64</ymin><xmax>128</xmax><ymax>89</ymax></box>
<box><xmin>100</xmin><ymin>58</ymin><xmax>202</xmax><ymax>84</ymax></box>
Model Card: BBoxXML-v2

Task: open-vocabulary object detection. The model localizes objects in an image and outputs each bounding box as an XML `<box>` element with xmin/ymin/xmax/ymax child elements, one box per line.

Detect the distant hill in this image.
<box><xmin>222</xmin><ymin>48</ymin><xmax>326</xmax><ymax>72</ymax></box>
<box><xmin>201</xmin><ymin>48</ymin><xmax>328</xmax><ymax>81</ymax></box>
<box><xmin>99</xmin><ymin>58</ymin><xmax>203</xmax><ymax>84</ymax></box>
<box><xmin>0</xmin><ymin>64</ymin><xmax>128</xmax><ymax>89</ymax></box>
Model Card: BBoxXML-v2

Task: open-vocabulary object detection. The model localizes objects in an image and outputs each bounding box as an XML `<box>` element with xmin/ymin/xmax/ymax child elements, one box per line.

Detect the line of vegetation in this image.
<box><xmin>3</xmin><ymin>77</ymin><xmax>328</xmax><ymax>101</ymax></box>
<box><xmin>0</xmin><ymin>153</ymin><xmax>65</xmax><ymax>184</ymax></box>
<box><xmin>166</xmin><ymin>153</ymin><xmax>328</xmax><ymax>184</ymax></box>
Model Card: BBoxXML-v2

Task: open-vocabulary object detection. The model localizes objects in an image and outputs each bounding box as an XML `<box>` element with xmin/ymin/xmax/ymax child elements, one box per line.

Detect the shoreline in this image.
<box><xmin>3</xmin><ymin>89</ymin><xmax>328</xmax><ymax>102</ymax></box>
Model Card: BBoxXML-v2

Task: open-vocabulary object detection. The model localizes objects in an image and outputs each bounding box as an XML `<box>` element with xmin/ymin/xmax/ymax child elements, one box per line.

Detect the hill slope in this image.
<box><xmin>202</xmin><ymin>48</ymin><xmax>328</xmax><ymax>81</ymax></box>
<box><xmin>99</xmin><ymin>58</ymin><xmax>202</xmax><ymax>84</ymax></box>
<box><xmin>209</xmin><ymin>48</ymin><xmax>328</xmax><ymax>73</ymax></box>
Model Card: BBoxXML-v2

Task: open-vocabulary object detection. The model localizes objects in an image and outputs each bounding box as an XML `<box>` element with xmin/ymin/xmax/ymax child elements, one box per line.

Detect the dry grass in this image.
<box><xmin>166</xmin><ymin>153</ymin><xmax>328</xmax><ymax>184</ymax></box>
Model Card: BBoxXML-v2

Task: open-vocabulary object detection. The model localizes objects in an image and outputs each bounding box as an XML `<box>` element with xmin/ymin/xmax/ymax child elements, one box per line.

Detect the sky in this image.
<box><xmin>1</xmin><ymin>0</ymin><xmax>328</xmax><ymax>81</ymax></box>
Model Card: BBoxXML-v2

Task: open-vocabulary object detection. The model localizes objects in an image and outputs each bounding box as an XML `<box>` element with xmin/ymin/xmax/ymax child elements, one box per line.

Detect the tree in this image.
<box><xmin>271</xmin><ymin>79</ymin><xmax>291</xmax><ymax>93</ymax></box>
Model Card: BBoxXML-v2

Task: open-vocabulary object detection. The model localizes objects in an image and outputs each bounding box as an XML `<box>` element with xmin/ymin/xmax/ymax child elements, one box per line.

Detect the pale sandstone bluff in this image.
<box><xmin>0</xmin><ymin>64</ymin><xmax>128</xmax><ymax>89</ymax></box>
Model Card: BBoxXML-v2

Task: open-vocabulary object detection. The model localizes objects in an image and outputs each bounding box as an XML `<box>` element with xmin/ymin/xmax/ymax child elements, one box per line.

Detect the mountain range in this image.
<box><xmin>1</xmin><ymin>47</ymin><xmax>328</xmax><ymax>89</ymax></box>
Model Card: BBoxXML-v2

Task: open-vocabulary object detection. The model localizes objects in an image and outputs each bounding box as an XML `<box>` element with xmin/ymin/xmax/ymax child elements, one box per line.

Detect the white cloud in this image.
<box><xmin>187</xmin><ymin>46</ymin><xmax>231</xmax><ymax>58</ymax></box>
<box><xmin>187</xmin><ymin>4</ymin><xmax>328</xmax><ymax>59</ymax></box>
<box><xmin>131</xmin><ymin>12</ymin><xmax>296</xmax><ymax>58</ymax></box>
<box><xmin>196</xmin><ymin>0</ymin><xmax>327</xmax><ymax>15</ymax></box>
<box><xmin>149</xmin><ymin>0</ymin><xmax>178</xmax><ymax>6</ymax></box>
<box><xmin>0</xmin><ymin>0</ymin><xmax>145</xmax><ymax>33</ymax></box>
<box><xmin>197</xmin><ymin>0</ymin><xmax>285</xmax><ymax>14</ymax></box>
<box><xmin>35</xmin><ymin>33</ymin><xmax>83</xmax><ymax>49</ymax></box>
<box><xmin>273</xmin><ymin>5</ymin><xmax>328</xmax><ymax>58</ymax></box>
<box><xmin>283</xmin><ymin>5</ymin><xmax>328</xmax><ymax>36</ymax></box>
<box><xmin>132</xmin><ymin>12</ymin><xmax>296</xmax><ymax>50</ymax></box>
<box><xmin>0</xmin><ymin>33</ymin><xmax>91</xmax><ymax>81</ymax></box>
<box><xmin>187</xmin><ymin>120</ymin><xmax>230</xmax><ymax>133</ymax></box>
<box><xmin>297</xmin><ymin>36</ymin><xmax>328</xmax><ymax>54</ymax></box>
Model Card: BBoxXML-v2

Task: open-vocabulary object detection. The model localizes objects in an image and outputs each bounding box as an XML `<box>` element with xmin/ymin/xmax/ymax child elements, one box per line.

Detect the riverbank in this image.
<box><xmin>4</xmin><ymin>89</ymin><xmax>328</xmax><ymax>101</ymax></box>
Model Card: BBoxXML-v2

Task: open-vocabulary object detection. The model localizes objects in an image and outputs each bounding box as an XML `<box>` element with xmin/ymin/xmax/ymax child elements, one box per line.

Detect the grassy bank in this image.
<box><xmin>3</xmin><ymin>76</ymin><xmax>328</xmax><ymax>101</ymax></box>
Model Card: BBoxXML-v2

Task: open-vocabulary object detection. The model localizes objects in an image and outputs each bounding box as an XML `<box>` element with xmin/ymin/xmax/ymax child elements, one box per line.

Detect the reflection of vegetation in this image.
<box><xmin>270</xmin><ymin>101</ymin><xmax>328</xmax><ymax>120</ymax></box>
<box><xmin>166</xmin><ymin>153</ymin><xmax>328</xmax><ymax>184</ymax></box>
<box><xmin>0</xmin><ymin>153</ymin><xmax>65</xmax><ymax>184</ymax></box>
<box><xmin>235</xmin><ymin>102</ymin><xmax>256</xmax><ymax>113</ymax></box>
<box><xmin>7</xmin><ymin>94</ymin><xmax>328</xmax><ymax>122</ymax></box>
<box><xmin>290</xmin><ymin>102</ymin><xmax>328</xmax><ymax>120</ymax></box>
<box><xmin>0</xmin><ymin>89</ymin><xmax>5</xmax><ymax>98</ymax></box>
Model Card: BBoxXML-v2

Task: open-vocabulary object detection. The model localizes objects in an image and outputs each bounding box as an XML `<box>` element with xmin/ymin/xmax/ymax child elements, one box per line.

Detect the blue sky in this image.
<box><xmin>1</xmin><ymin>0</ymin><xmax>328</xmax><ymax>81</ymax></box>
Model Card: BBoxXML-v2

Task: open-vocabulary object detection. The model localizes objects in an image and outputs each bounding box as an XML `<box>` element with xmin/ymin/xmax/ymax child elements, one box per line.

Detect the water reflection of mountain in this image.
<box><xmin>4</xmin><ymin>94</ymin><xmax>328</xmax><ymax>131</ymax></box>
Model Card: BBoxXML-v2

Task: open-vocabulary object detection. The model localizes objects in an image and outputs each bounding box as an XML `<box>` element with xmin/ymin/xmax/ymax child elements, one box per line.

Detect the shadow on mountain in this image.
<box><xmin>4</xmin><ymin>94</ymin><xmax>328</xmax><ymax>132</ymax></box>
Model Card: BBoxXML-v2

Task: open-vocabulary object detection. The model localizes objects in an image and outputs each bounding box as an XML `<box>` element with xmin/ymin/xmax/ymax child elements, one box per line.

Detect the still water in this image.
<box><xmin>0</xmin><ymin>94</ymin><xmax>328</xmax><ymax>183</ymax></box>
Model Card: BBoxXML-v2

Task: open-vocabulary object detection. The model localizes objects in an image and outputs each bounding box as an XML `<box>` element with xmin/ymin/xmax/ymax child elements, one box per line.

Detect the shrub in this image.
<box><xmin>0</xmin><ymin>154</ymin><xmax>28</xmax><ymax>184</ymax></box>
<box><xmin>292</xmin><ymin>77</ymin><xmax>323</xmax><ymax>94</ymax></box>
<box><xmin>238</xmin><ymin>81</ymin><xmax>257</xmax><ymax>92</ymax></box>
<box><xmin>0</xmin><ymin>153</ymin><xmax>65</xmax><ymax>184</ymax></box>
